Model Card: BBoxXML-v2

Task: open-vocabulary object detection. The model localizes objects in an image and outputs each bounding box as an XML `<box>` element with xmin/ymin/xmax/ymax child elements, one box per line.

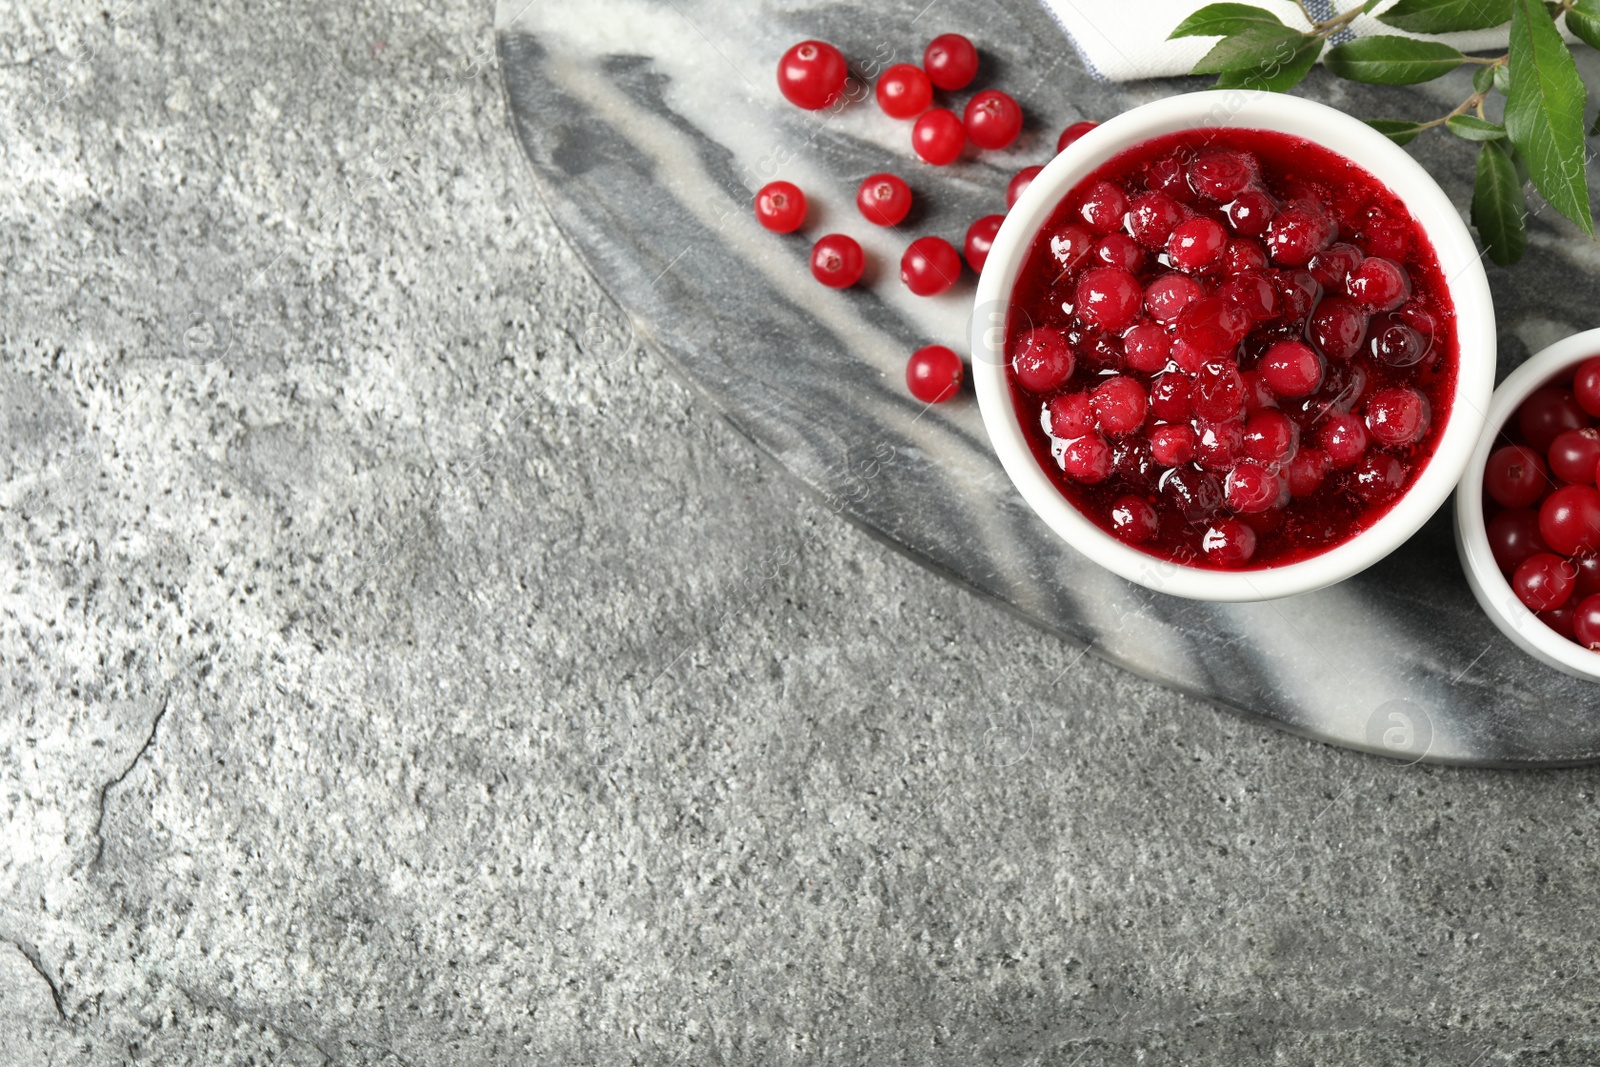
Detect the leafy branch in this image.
<box><xmin>1170</xmin><ymin>0</ymin><xmax>1599</xmax><ymax>264</ymax></box>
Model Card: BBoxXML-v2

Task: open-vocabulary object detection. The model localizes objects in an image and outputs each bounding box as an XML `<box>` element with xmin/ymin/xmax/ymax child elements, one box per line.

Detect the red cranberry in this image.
<box><xmin>1202</xmin><ymin>518</ymin><xmax>1257</xmax><ymax>567</ymax></box>
<box><xmin>1364</xmin><ymin>387</ymin><xmax>1429</xmax><ymax>448</ymax></box>
<box><xmin>965</xmin><ymin>89</ymin><xmax>1023</xmax><ymax>151</ymax></box>
<box><xmin>1123</xmin><ymin>322</ymin><xmax>1171</xmax><ymax>374</ymax></box>
<box><xmin>1367</xmin><ymin>315</ymin><xmax>1429</xmax><ymax>367</ymax></box>
<box><xmin>1308</xmin><ymin>297</ymin><xmax>1368</xmax><ymax>362</ymax></box>
<box><xmin>1320</xmin><ymin>412</ymin><xmax>1369</xmax><ymax>468</ymax></box>
<box><xmin>1194</xmin><ymin>418</ymin><xmax>1243</xmax><ymax>471</ymax></box>
<box><xmin>1224</xmin><ymin>189</ymin><xmax>1276</xmax><ymax>237</ymax></box>
<box><xmin>1266</xmin><ymin>205</ymin><xmax>1335</xmax><ymax>266</ymax></box>
<box><xmin>1513</xmin><ymin>552</ymin><xmax>1577</xmax><ymax>612</ymax></box>
<box><xmin>1543</xmin><ymin>602</ymin><xmax>1580</xmax><ymax>640</ymax></box>
<box><xmin>1222</xmin><ymin>240</ymin><xmax>1269</xmax><ymax>274</ymax></box>
<box><xmin>1110</xmin><ymin>495</ymin><xmax>1158</xmax><ymax>543</ymax></box>
<box><xmin>875</xmin><ymin>64</ymin><xmax>932</xmax><ymax>120</ymax></box>
<box><xmin>1351</xmin><ymin>452</ymin><xmax>1407</xmax><ymax>503</ymax></box>
<box><xmin>1241</xmin><ymin>369</ymin><xmax>1279</xmax><ymax>414</ymax></box>
<box><xmin>1242</xmin><ymin>410</ymin><xmax>1298</xmax><ymax>465</ymax></box>
<box><xmin>964</xmin><ymin>214</ymin><xmax>1003</xmax><ymax>273</ymax></box>
<box><xmin>1012</xmin><ymin>328</ymin><xmax>1074</xmax><ymax>393</ymax></box>
<box><xmin>1006</xmin><ymin>165</ymin><xmax>1042</xmax><ymax>209</ymax></box>
<box><xmin>1062</xmin><ymin>432</ymin><xmax>1113</xmax><ymax>483</ymax></box>
<box><xmin>1308</xmin><ymin>243</ymin><xmax>1363</xmax><ymax>289</ymax></box>
<box><xmin>1094</xmin><ymin>234</ymin><xmax>1144</xmax><ymax>272</ymax></box>
<box><xmin>1193</xmin><ymin>359</ymin><xmax>1245</xmax><ymax>420</ymax></box>
<box><xmin>1091</xmin><ymin>376</ymin><xmax>1147</xmax><ymax>435</ymax></box>
<box><xmin>1286</xmin><ymin>447</ymin><xmax>1332</xmax><ymax>497</ymax></box>
<box><xmin>1488</xmin><ymin>508</ymin><xmax>1550</xmax><ymax>573</ymax></box>
<box><xmin>906</xmin><ymin>345</ymin><xmax>963</xmax><ymax>403</ymax></box>
<box><xmin>1361</xmin><ymin>208</ymin><xmax>1410</xmax><ymax>260</ymax></box>
<box><xmin>1573</xmin><ymin>593</ymin><xmax>1600</xmax><ymax>648</ymax></box>
<box><xmin>1075</xmin><ymin>267</ymin><xmax>1143</xmax><ymax>330</ymax></box>
<box><xmin>1518</xmin><ymin>386</ymin><xmax>1589</xmax><ymax>452</ymax></box>
<box><xmin>777</xmin><ymin>40</ymin><xmax>849</xmax><ymax>110</ymax></box>
<box><xmin>1540</xmin><ymin>484</ymin><xmax>1600</xmax><ymax>556</ymax></box>
<box><xmin>901</xmin><ymin>236</ymin><xmax>962</xmax><ymax>296</ymax></box>
<box><xmin>912</xmin><ymin>109</ymin><xmax>965</xmax><ymax>166</ymax></box>
<box><xmin>810</xmin><ymin>234</ymin><xmax>864</xmax><ymax>288</ymax></box>
<box><xmin>1276</xmin><ymin>270</ymin><xmax>1322</xmax><ymax>323</ymax></box>
<box><xmin>1149</xmin><ymin>374</ymin><xmax>1193</xmax><ymax>422</ymax></box>
<box><xmin>1112</xmin><ymin>437</ymin><xmax>1158</xmax><ymax>488</ymax></box>
<box><xmin>1217</xmin><ymin>270</ymin><xmax>1277</xmax><ymax>321</ymax></box>
<box><xmin>1144</xmin><ymin>272</ymin><xmax>1203</xmax><ymax>323</ymax></box>
<box><xmin>1574</xmin><ymin>553</ymin><xmax>1600</xmax><ymax>600</ymax></box>
<box><xmin>1057</xmin><ymin>121</ymin><xmax>1098</xmax><ymax>153</ymax></box>
<box><xmin>1188</xmin><ymin>149</ymin><xmax>1255</xmax><ymax>200</ymax></box>
<box><xmin>1484</xmin><ymin>445</ymin><xmax>1550</xmax><ymax>509</ymax></box>
<box><xmin>1049</xmin><ymin>225</ymin><xmax>1095</xmax><ymax>273</ymax></box>
<box><xmin>1550</xmin><ymin>428</ymin><xmax>1600</xmax><ymax>485</ymax></box>
<box><xmin>1150</xmin><ymin>423</ymin><xmax>1197</xmax><ymax>467</ymax></box>
<box><xmin>1049</xmin><ymin>392</ymin><xmax>1094</xmax><ymax>438</ymax></box>
<box><xmin>1126</xmin><ymin>192</ymin><xmax>1184</xmax><ymax>249</ymax></box>
<box><xmin>857</xmin><ymin>173</ymin><xmax>912</xmax><ymax>227</ymax></box>
<box><xmin>1225</xmin><ymin>461</ymin><xmax>1282</xmax><ymax>513</ymax></box>
<box><xmin>923</xmin><ymin>33</ymin><xmax>978</xmax><ymax>91</ymax></box>
<box><xmin>1346</xmin><ymin>257</ymin><xmax>1410</xmax><ymax>311</ymax></box>
<box><xmin>1077</xmin><ymin>329</ymin><xmax>1124</xmax><ymax>369</ymax></box>
<box><xmin>1260</xmin><ymin>340</ymin><xmax>1323</xmax><ymax>398</ymax></box>
<box><xmin>1166</xmin><ymin>218</ymin><xmax>1228</xmax><ymax>273</ymax></box>
<box><xmin>1168</xmin><ymin>338</ymin><xmax>1205</xmax><ymax>375</ymax></box>
<box><xmin>1174</xmin><ymin>297</ymin><xmax>1250</xmax><ymax>359</ymax></box>
<box><xmin>1078</xmin><ymin>180</ymin><xmax>1129</xmax><ymax>235</ymax></box>
<box><xmin>1147</xmin><ymin>155</ymin><xmax>1197</xmax><ymax>205</ymax></box>
<box><xmin>1162</xmin><ymin>467</ymin><xmax>1223</xmax><ymax>522</ymax></box>
<box><xmin>755</xmin><ymin>181</ymin><xmax>807</xmax><ymax>233</ymax></box>
<box><xmin>1574</xmin><ymin>357</ymin><xmax>1600</xmax><ymax>416</ymax></box>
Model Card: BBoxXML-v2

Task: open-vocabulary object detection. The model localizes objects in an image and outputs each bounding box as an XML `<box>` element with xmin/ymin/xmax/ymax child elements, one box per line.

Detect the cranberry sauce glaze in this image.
<box><xmin>1006</xmin><ymin>128</ymin><xmax>1458</xmax><ymax>570</ymax></box>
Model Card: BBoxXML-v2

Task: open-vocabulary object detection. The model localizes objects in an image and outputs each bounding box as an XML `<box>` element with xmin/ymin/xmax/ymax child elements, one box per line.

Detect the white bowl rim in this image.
<box><xmin>1455</xmin><ymin>327</ymin><xmax>1600</xmax><ymax>681</ymax></box>
<box><xmin>970</xmin><ymin>89</ymin><xmax>1496</xmax><ymax>603</ymax></box>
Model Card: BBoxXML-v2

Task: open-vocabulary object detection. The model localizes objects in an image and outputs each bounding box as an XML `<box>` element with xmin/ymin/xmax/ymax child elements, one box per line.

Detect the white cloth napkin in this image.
<box><xmin>1039</xmin><ymin>0</ymin><xmax>1518</xmax><ymax>81</ymax></box>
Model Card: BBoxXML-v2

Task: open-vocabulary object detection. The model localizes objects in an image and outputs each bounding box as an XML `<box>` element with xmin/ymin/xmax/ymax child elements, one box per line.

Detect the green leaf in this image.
<box><xmin>1473</xmin><ymin>64</ymin><xmax>1496</xmax><ymax>93</ymax></box>
<box><xmin>1567</xmin><ymin>0</ymin><xmax>1600</xmax><ymax>50</ymax></box>
<box><xmin>1324</xmin><ymin>35</ymin><xmax>1465</xmax><ymax>83</ymax></box>
<box><xmin>1362</xmin><ymin>0</ymin><xmax>1385</xmax><ymax>11</ymax></box>
<box><xmin>1473</xmin><ymin>140</ymin><xmax>1529</xmax><ymax>264</ymax></box>
<box><xmin>1366</xmin><ymin>119</ymin><xmax>1427</xmax><ymax>144</ymax></box>
<box><xmin>1377</xmin><ymin>0</ymin><xmax>1513</xmax><ymax>33</ymax></box>
<box><xmin>1212</xmin><ymin>34</ymin><xmax>1323</xmax><ymax>91</ymax></box>
<box><xmin>1448</xmin><ymin>115</ymin><xmax>1508</xmax><ymax>140</ymax></box>
<box><xmin>1169</xmin><ymin>3</ymin><xmax>1288</xmax><ymax>38</ymax></box>
<box><xmin>1494</xmin><ymin>61</ymin><xmax>1512</xmax><ymax>93</ymax></box>
<box><xmin>1191</xmin><ymin>26</ymin><xmax>1312</xmax><ymax>75</ymax></box>
<box><xmin>1505</xmin><ymin>0</ymin><xmax>1593</xmax><ymax>234</ymax></box>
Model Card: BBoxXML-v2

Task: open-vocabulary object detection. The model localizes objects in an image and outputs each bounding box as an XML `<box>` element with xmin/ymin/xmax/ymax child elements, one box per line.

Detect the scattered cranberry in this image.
<box><xmin>810</xmin><ymin>233</ymin><xmax>864</xmax><ymax>288</ymax></box>
<box><xmin>755</xmin><ymin>181</ymin><xmax>807</xmax><ymax>233</ymax></box>
<box><xmin>857</xmin><ymin>173</ymin><xmax>912</xmax><ymax>227</ymax></box>
<box><xmin>1223</xmin><ymin>189</ymin><xmax>1275</xmax><ymax>237</ymax></box>
<box><xmin>1320</xmin><ymin>412</ymin><xmax>1369</xmax><ymax>468</ymax></box>
<box><xmin>1188</xmin><ymin>149</ymin><xmax>1254</xmax><ymax>200</ymax></box>
<box><xmin>923</xmin><ymin>33</ymin><xmax>978</xmax><ymax>90</ymax></box>
<box><xmin>1550</xmin><ymin>428</ymin><xmax>1600</xmax><ymax>485</ymax></box>
<box><xmin>1266</xmin><ymin>205</ymin><xmax>1335</xmax><ymax>266</ymax></box>
<box><xmin>906</xmin><ymin>345</ymin><xmax>964</xmax><ymax>403</ymax></box>
<box><xmin>1062</xmin><ymin>432</ymin><xmax>1113</xmax><ymax>483</ymax></box>
<box><xmin>1575</xmin><ymin>357</ymin><xmax>1600</xmax><ymax>416</ymax></box>
<box><xmin>965</xmin><ymin>89</ymin><xmax>1023</xmax><ymax>151</ymax></box>
<box><xmin>1351</xmin><ymin>452</ymin><xmax>1407</xmax><ymax>503</ymax></box>
<box><xmin>1346</xmin><ymin>257</ymin><xmax>1410</xmax><ymax>311</ymax></box>
<box><xmin>1150</xmin><ymin>423</ymin><xmax>1197</xmax><ymax>467</ymax></box>
<box><xmin>901</xmin><ymin>236</ymin><xmax>962</xmax><ymax>296</ymax></box>
<box><xmin>1012</xmin><ymin>328</ymin><xmax>1073</xmax><ymax>393</ymax></box>
<box><xmin>1093</xmin><ymin>234</ymin><xmax>1143</xmax><ymax>272</ymax></box>
<box><xmin>1364</xmin><ymin>387</ymin><xmax>1429</xmax><ymax>448</ymax></box>
<box><xmin>1149</xmin><ymin>373</ymin><xmax>1193</xmax><ymax>422</ymax></box>
<box><xmin>1193</xmin><ymin>418</ymin><xmax>1242</xmax><ymax>471</ymax></box>
<box><xmin>1540</xmin><ymin>484</ymin><xmax>1600</xmax><ymax>556</ymax></box>
<box><xmin>1221</xmin><ymin>240</ymin><xmax>1268</xmax><ymax>274</ymax></box>
<box><xmin>1574</xmin><ymin>593</ymin><xmax>1600</xmax><ymax>648</ymax></box>
<box><xmin>1048</xmin><ymin>224</ymin><xmax>1095</xmax><ymax>273</ymax></box>
<box><xmin>1007</xmin><ymin>166</ymin><xmax>1042</xmax><ymax>209</ymax></box>
<box><xmin>1484</xmin><ymin>445</ymin><xmax>1549</xmax><ymax>509</ymax></box>
<box><xmin>1126</xmin><ymin>192</ymin><xmax>1183</xmax><ymax>249</ymax></box>
<box><xmin>1075</xmin><ymin>267</ymin><xmax>1143</xmax><ymax>331</ymax></box>
<box><xmin>1202</xmin><ymin>517</ymin><xmax>1257</xmax><ymax>566</ymax></box>
<box><xmin>875</xmin><ymin>63</ymin><xmax>932</xmax><ymax>119</ymax></box>
<box><xmin>1110</xmin><ymin>495</ymin><xmax>1158</xmax><ymax>543</ymax></box>
<box><xmin>964</xmin><ymin>214</ymin><xmax>1003</xmax><ymax>273</ymax></box>
<box><xmin>1091</xmin><ymin>376</ymin><xmax>1147</xmax><ymax>435</ymax></box>
<box><xmin>1057</xmin><ymin>121</ymin><xmax>1098</xmax><ymax>152</ymax></box>
<box><xmin>912</xmin><ymin>109</ymin><xmax>966</xmax><ymax>165</ymax></box>
<box><xmin>1487</xmin><ymin>508</ymin><xmax>1549</xmax><ymax>573</ymax></box>
<box><xmin>777</xmin><ymin>40</ymin><xmax>849</xmax><ymax>110</ymax></box>
<box><xmin>1049</xmin><ymin>392</ymin><xmax>1095</xmax><ymax>438</ymax></box>
<box><xmin>1077</xmin><ymin>180</ymin><xmax>1128</xmax><ymax>236</ymax></box>
<box><xmin>1122</xmin><ymin>322</ymin><xmax>1171</xmax><ymax>374</ymax></box>
<box><xmin>1143</xmin><ymin>272</ymin><xmax>1203</xmax><ymax>323</ymax></box>
<box><xmin>1242</xmin><ymin>410</ymin><xmax>1298</xmax><ymax>465</ymax></box>
<box><xmin>1225</xmin><ymin>461</ymin><xmax>1280</xmax><ymax>513</ymax></box>
<box><xmin>1308</xmin><ymin>297</ymin><xmax>1368</xmax><ymax>362</ymax></box>
<box><xmin>1259</xmin><ymin>340</ymin><xmax>1323</xmax><ymax>398</ymax></box>
<box><xmin>1513</xmin><ymin>552</ymin><xmax>1577</xmax><ymax>612</ymax></box>
<box><xmin>1166</xmin><ymin>218</ymin><xmax>1228</xmax><ymax>273</ymax></box>
<box><xmin>1518</xmin><ymin>386</ymin><xmax>1588</xmax><ymax>452</ymax></box>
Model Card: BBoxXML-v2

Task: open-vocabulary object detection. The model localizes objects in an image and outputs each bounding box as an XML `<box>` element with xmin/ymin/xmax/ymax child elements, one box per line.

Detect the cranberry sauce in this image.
<box><xmin>1005</xmin><ymin>127</ymin><xmax>1458</xmax><ymax>570</ymax></box>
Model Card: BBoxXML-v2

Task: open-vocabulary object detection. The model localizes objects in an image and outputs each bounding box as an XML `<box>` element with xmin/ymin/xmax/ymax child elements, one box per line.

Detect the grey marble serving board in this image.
<box><xmin>496</xmin><ymin>0</ymin><xmax>1600</xmax><ymax>764</ymax></box>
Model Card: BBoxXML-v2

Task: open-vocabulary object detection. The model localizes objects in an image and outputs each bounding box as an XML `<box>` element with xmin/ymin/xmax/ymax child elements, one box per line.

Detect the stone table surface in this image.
<box><xmin>3</xmin><ymin>1</ymin><xmax>1600</xmax><ymax>1065</ymax></box>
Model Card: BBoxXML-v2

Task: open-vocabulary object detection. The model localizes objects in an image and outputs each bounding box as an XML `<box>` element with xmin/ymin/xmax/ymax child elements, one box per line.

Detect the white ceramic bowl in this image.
<box><xmin>1456</xmin><ymin>328</ymin><xmax>1600</xmax><ymax>681</ymax></box>
<box><xmin>970</xmin><ymin>90</ymin><xmax>1495</xmax><ymax>602</ymax></box>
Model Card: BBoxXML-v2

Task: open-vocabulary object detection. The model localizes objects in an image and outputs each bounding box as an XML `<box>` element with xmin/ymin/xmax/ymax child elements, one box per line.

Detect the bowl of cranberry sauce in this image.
<box><xmin>971</xmin><ymin>93</ymin><xmax>1493</xmax><ymax>602</ymax></box>
<box><xmin>1457</xmin><ymin>329</ymin><xmax>1600</xmax><ymax>681</ymax></box>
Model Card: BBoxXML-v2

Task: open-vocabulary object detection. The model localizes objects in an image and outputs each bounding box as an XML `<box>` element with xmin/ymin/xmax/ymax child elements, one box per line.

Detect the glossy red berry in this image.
<box><xmin>1091</xmin><ymin>375</ymin><xmax>1148</xmax><ymax>435</ymax></box>
<box><xmin>1367</xmin><ymin>315</ymin><xmax>1429</xmax><ymax>368</ymax></box>
<box><xmin>1012</xmin><ymin>328</ymin><xmax>1074</xmax><ymax>393</ymax></box>
<box><xmin>1242</xmin><ymin>410</ymin><xmax>1298</xmax><ymax>465</ymax></box>
<box><xmin>1062</xmin><ymin>432</ymin><xmax>1113</xmax><ymax>483</ymax></box>
<box><xmin>1057</xmin><ymin>121</ymin><xmax>1098</xmax><ymax>152</ymax></box>
<box><xmin>1094</xmin><ymin>234</ymin><xmax>1143</xmax><ymax>272</ymax></box>
<box><xmin>1285</xmin><ymin>447</ymin><xmax>1331</xmax><ymax>497</ymax></box>
<box><xmin>777</xmin><ymin>40</ymin><xmax>849</xmax><ymax>110</ymax></box>
<box><xmin>1259</xmin><ymin>341</ymin><xmax>1323</xmax><ymax>399</ymax></box>
<box><xmin>1308</xmin><ymin>297</ymin><xmax>1368</xmax><ymax>362</ymax></box>
<box><xmin>1144</xmin><ymin>272</ymin><xmax>1203</xmax><ymax>323</ymax></box>
<box><xmin>901</xmin><ymin>236</ymin><xmax>962</xmax><ymax>296</ymax></box>
<box><xmin>1174</xmin><ymin>296</ymin><xmax>1250</xmax><ymax>359</ymax></box>
<box><xmin>857</xmin><ymin>173</ymin><xmax>912</xmax><ymax>227</ymax></box>
<box><xmin>1265</xmin><ymin>205</ymin><xmax>1335</xmax><ymax>266</ymax></box>
<box><xmin>1007</xmin><ymin>165</ymin><xmax>1042</xmax><ymax>209</ymax></box>
<box><xmin>963</xmin><ymin>214</ymin><xmax>1003</xmax><ymax>273</ymax></box>
<box><xmin>1550</xmin><ymin>427</ymin><xmax>1600</xmax><ymax>485</ymax></box>
<box><xmin>1517</xmin><ymin>386</ymin><xmax>1588</xmax><ymax>452</ymax></box>
<box><xmin>1048</xmin><ymin>224</ymin><xmax>1095</xmax><ymax>273</ymax></box>
<box><xmin>906</xmin><ymin>345</ymin><xmax>964</xmax><ymax>403</ymax></box>
<box><xmin>1193</xmin><ymin>359</ymin><xmax>1245</xmax><ymax>421</ymax></box>
<box><xmin>1574</xmin><ymin>357</ymin><xmax>1600</xmax><ymax>416</ymax></box>
<box><xmin>1125</xmin><ymin>192</ymin><xmax>1184</xmax><ymax>249</ymax></box>
<box><xmin>1202</xmin><ymin>517</ymin><xmax>1257</xmax><ymax>567</ymax></box>
<box><xmin>1364</xmin><ymin>387</ymin><xmax>1429</xmax><ymax>448</ymax></box>
<box><xmin>1320</xmin><ymin>411</ymin><xmax>1369</xmax><ymax>468</ymax></box>
<box><xmin>1345</xmin><ymin>257</ymin><xmax>1410</xmax><ymax>311</ymax></box>
<box><xmin>1540</xmin><ymin>484</ymin><xmax>1600</xmax><ymax>556</ymax></box>
<box><xmin>1188</xmin><ymin>149</ymin><xmax>1255</xmax><ymax>200</ymax></box>
<box><xmin>810</xmin><ymin>234</ymin><xmax>864</xmax><ymax>288</ymax></box>
<box><xmin>1225</xmin><ymin>461</ymin><xmax>1281</xmax><ymax>513</ymax></box>
<box><xmin>1484</xmin><ymin>445</ymin><xmax>1549</xmax><ymax>509</ymax></box>
<box><xmin>1277</xmin><ymin>270</ymin><xmax>1323</xmax><ymax>323</ymax></box>
<box><xmin>1166</xmin><ymin>218</ymin><xmax>1228</xmax><ymax>273</ymax></box>
<box><xmin>1075</xmin><ymin>267</ymin><xmax>1143</xmax><ymax>331</ymax></box>
<box><xmin>1351</xmin><ymin>452</ymin><xmax>1407</xmax><ymax>503</ymax></box>
<box><xmin>1150</xmin><ymin>422</ymin><xmax>1197</xmax><ymax>467</ymax></box>
<box><xmin>1110</xmin><ymin>495</ymin><xmax>1158</xmax><ymax>543</ymax></box>
<box><xmin>1122</xmin><ymin>322</ymin><xmax>1171</xmax><ymax>374</ymax></box>
<box><xmin>1193</xmin><ymin>418</ymin><xmax>1243</xmax><ymax>472</ymax></box>
<box><xmin>875</xmin><ymin>63</ymin><xmax>932</xmax><ymax>119</ymax></box>
<box><xmin>1573</xmin><ymin>593</ymin><xmax>1600</xmax><ymax>648</ymax></box>
<box><xmin>1149</xmin><ymin>374</ymin><xmax>1193</xmax><ymax>422</ymax></box>
<box><xmin>965</xmin><ymin>89</ymin><xmax>1023</xmax><ymax>151</ymax></box>
<box><xmin>1220</xmin><ymin>189</ymin><xmax>1274</xmax><ymax>238</ymax></box>
<box><xmin>1216</xmin><ymin>270</ymin><xmax>1277</xmax><ymax>321</ymax></box>
<box><xmin>1487</xmin><ymin>508</ymin><xmax>1549</xmax><ymax>573</ymax></box>
<box><xmin>755</xmin><ymin>181</ymin><xmax>807</xmax><ymax>233</ymax></box>
<box><xmin>1077</xmin><ymin>180</ymin><xmax>1128</xmax><ymax>236</ymax></box>
<box><xmin>1308</xmin><ymin>242</ymin><xmax>1363</xmax><ymax>289</ymax></box>
<box><xmin>923</xmin><ymin>33</ymin><xmax>978</xmax><ymax>91</ymax></box>
<box><xmin>1221</xmin><ymin>239</ymin><xmax>1269</xmax><ymax>274</ymax></box>
<box><xmin>1049</xmin><ymin>393</ymin><xmax>1095</xmax><ymax>438</ymax></box>
<box><xmin>1513</xmin><ymin>552</ymin><xmax>1576</xmax><ymax>612</ymax></box>
<box><xmin>912</xmin><ymin>109</ymin><xmax>966</xmax><ymax>165</ymax></box>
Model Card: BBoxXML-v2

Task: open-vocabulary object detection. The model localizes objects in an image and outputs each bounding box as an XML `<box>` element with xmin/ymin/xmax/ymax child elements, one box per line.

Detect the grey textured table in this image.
<box><xmin>3</xmin><ymin>1</ymin><xmax>1600</xmax><ymax>1064</ymax></box>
